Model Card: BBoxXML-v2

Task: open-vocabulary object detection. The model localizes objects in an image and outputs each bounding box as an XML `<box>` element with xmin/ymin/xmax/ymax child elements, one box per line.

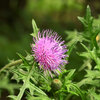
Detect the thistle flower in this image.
<box><xmin>32</xmin><ymin>30</ymin><xmax>68</xmax><ymax>76</ymax></box>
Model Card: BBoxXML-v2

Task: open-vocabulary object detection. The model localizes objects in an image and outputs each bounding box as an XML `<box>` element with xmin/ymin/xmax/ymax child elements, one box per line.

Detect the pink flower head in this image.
<box><xmin>32</xmin><ymin>30</ymin><xmax>68</xmax><ymax>76</ymax></box>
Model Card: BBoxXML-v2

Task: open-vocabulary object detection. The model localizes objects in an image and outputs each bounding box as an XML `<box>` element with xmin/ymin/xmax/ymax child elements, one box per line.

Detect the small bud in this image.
<box><xmin>51</xmin><ymin>79</ymin><xmax>62</xmax><ymax>91</ymax></box>
<box><xmin>26</xmin><ymin>55</ymin><xmax>33</xmax><ymax>61</ymax></box>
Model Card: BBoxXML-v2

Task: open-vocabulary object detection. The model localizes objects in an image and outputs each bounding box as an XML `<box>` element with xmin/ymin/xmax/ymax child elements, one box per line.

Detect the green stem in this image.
<box><xmin>16</xmin><ymin>83</ymin><xmax>26</xmax><ymax>100</ymax></box>
<box><xmin>16</xmin><ymin>64</ymin><xmax>34</xmax><ymax>100</ymax></box>
<box><xmin>0</xmin><ymin>59</ymin><xmax>22</xmax><ymax>73</ymax></box>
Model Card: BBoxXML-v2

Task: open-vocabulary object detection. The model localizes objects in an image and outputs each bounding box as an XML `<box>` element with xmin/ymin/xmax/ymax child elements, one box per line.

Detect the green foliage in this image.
<box><xmin>8</xmin><ymin>53</ymin><xmax>51</xmax><ymax>100</ymax></box>
<box><xmin>78</xmin><ymin>6</ymin><xmax>100</xmax><ymax>50</ymax></box>
<box><xmin>31</xmin><ymin>19</ymin><xmax>39</xmax><ymax>37</ymax></box>
<box><xmin>76</xmin><ymin>5</ymin><xmax>100</xmax><ymax>100</ymax></box>
<box><xmin>56</xmin><ymin>69</ymin><xmax>86</xmax><ymax>100</ymax></box>
<box><xmin>64</xmin><ymin>5</ymin><xmax>100</xmax><ymax>100</ymax></box>
<box><xmin>0</xmin><ymin>73</ymin><xmax>21</xmax><ymax>96</ymax></box>
<box><xmin>1</xmin><ymin>5</ymin><xmax>100</xmax><ymax>100</ymax></box>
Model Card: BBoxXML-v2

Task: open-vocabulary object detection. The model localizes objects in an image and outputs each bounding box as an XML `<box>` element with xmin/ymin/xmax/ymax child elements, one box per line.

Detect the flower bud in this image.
<box><xmin>51</xmin><ymin>79</ymin><xmax>62</xmax><ymax>91</ymax></box>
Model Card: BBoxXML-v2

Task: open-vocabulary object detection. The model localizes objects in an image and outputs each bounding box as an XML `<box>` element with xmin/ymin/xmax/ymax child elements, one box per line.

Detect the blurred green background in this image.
<box><xmin>0</xmin><ymin>0</ymin><xmax>100</xmax><ymax>67</ymax></box>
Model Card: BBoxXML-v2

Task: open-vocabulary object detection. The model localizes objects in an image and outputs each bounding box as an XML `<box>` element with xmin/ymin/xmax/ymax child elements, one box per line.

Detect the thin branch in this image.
<box><xmin>0</xmin><ymin>59</ymin><xmax>22</xmax><ymax>73</ymax></box>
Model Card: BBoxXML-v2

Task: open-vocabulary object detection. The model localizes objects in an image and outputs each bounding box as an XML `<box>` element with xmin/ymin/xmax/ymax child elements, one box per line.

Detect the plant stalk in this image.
<box><xmin>0</xmin><ymin>59</ymin><xmax>22</xmax><ymax>73</ymax></box>
<box><xmin>16</xmin><ymin>64</ymin><xmax>34</xmax><ymax>100</ymax></box>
